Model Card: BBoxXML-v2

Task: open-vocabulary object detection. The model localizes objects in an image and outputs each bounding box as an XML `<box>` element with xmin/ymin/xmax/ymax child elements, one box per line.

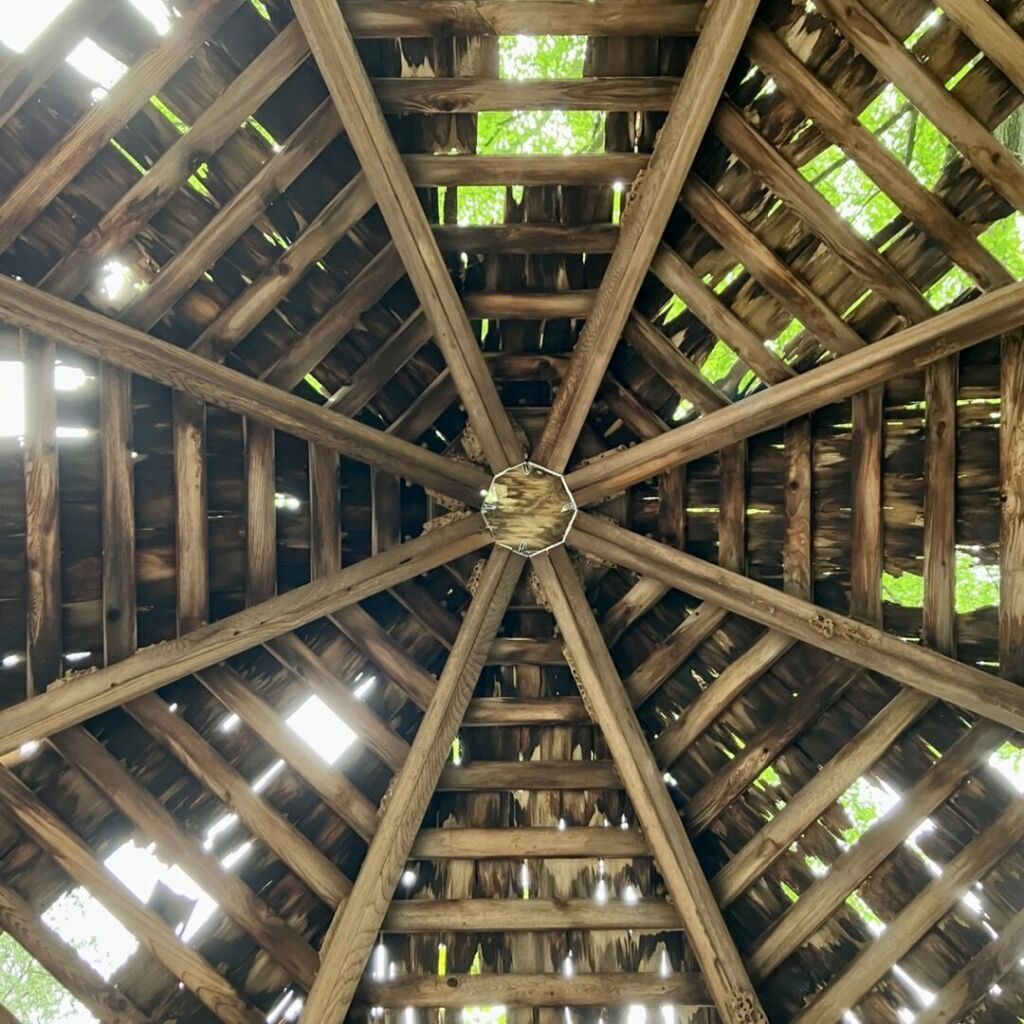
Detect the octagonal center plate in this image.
<box><xmin>480</xmin><ymin>462</ymin><xmax>577</xmax><ymax>557</ymax></box>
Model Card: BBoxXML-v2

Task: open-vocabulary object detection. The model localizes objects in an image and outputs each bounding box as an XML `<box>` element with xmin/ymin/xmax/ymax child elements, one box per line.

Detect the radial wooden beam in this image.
<box><xmin>533</xmin><ymin>0</ymin><xmax>760</xmax><ymax>471</ymax></box>
<box><xmin>532</xmin><ymin>546</ymin><xmax>768</xmax><ymax>1024</ymax></box>
<box><xmin>0</xmin><ymin>276</ymin><xmax>490</xmax><ymax>506</ymax></box>
<box><xmin>300</xmin><ymin>547</ymin><xmax>522</xmax><ymax>1023</ymax></box>
<box><xmin>569</xmin><ymin>514</ymin><xmax>1024</xmax><ymax>730</ymax></box>
<box><xmin>0</xmin><ymin>515</ymin><xmax>490</xmax><ymax>755</ymax></box>
<box><xmin>292</xmin><ymin>0</ymin><xmax>521</xmax><ymax>472</ymax></box>
<box><xmin>566</xmin><ymin>278</ymin><xmax>1024</xmax><ymax>504</ymax></box>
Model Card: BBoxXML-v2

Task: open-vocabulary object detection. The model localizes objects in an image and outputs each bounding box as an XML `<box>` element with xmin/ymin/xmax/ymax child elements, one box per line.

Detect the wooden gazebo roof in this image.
<box><xmin>0</xmin><ymin>0</ymin><xmax>1022</xmax><ymax>1021</ymax></box>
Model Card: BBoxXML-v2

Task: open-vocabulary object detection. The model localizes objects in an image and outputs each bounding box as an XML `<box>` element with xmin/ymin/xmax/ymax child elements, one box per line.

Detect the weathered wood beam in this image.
<box><xmin>21</xmin><ymin>333</ymin><xmax>61</xmax><ymax>697</ymax></box>
<box><xmin>0</xmin><ymin>277</ymin><xmax>491</xmax><ymax>505</ymax></box>
<box><xmin>437</xmin><ymin>760</ymin><xmax>620</xmax><ymax>791</ymax></box>
<box><xmin>50</xmin><ymin>726</ymin><xmax>320</xmax><ymax>988</ymax></box>
<box><xmin>404</xmin><ymin>153</ymin><xmax>647</xmax><ymax>186</ymax></box>
<box><xmin>0</xmin><ymin>515</ymin><xmax>489</xmax><ymax>754</ymax></box>
<box><xmin>534</xmin><ymin>0</ymin><xmax>760</xmax><ymax>471</ymax></box>
<box><xmin>39</xmin><ymin>21</ymin><xmax>312</xmax><ymax>302</ymax></box>
<box><xmin>309</xmin><ymin>444</ymin><xmax>342</xmax><ymax>581</ymax></box>
<box><xmin>357</xmin><ymin>973</ymin><xmax>711</xmax><ymax>1008</ymax></box>
<box><xmin>126</xmin><ymin>692</ymin><xmax>351</xmax><ymax>908</ymax></box>
<box><xmin>0</xmin><ymin>0</ymin><xmax>243</xmax><ymax>254</ymax></box>
<box><xmin>0</xmin><ymin>881</ymin><xmax>148</xmax><ymax>1024</ymax></box>
<box><xmin>463</xmin><ymin>696</ymin><xmax>588</xmax><ymax>724</ymax></box>
<box><xmin>381</xmin><ymin>898</ymin><xmax>680</xmax><ymax>933</ymax></box>
<box><xmin>533</xmin><ymin>546</ymin><xmax>768</xmax><ymax>1024</ymax></box>
<box><xmin>569</xmin><ymin>514</ymin><xmax>1024</xmax><ymax>730</ymax></box>
<box><xmin>293</xmin><ymin>0</ymin><xmax>522</xmax><ymax>471</ymax></box>
<box><xmin>745</xmin><ymin>24</ymin><xmax>1009</xmax><ymax>292</ymax></box>
<box><xmin>462</xmin><ymin>290</ymin><xmax>595</xmax><ymax>320</ymax></box>
<box><xmin>173</xmin><ymin>393</ymin><xmax>208</xmax><ymax>633</ymax></box>
<box><xmin>410</xmin><ymin>827</ymin><xmax>650</xmax><ymax>859</ymax></box>
<box><xmin>915</xmin><ymin>904</ymin><xmax>1024</xmax><ymax>1024</ymax></box>
<box><xmin>0</xmin><ymin>767</ymin><xmax>261</xmax><ymax>1024</ymax></box>
<box><xmin>0</xmin><ymin>0</ymin><xmax>117</xmax><ymax>130</ymax></box>
<box><xmin>199</xmin><ymin>663</ymin><xmax>380</xmax><ymax>842</ymax></box>
<box><xmin>749</xmin><ymin>719</ymin><xmax>1008</xmax><ymax>984</ymax></box>
<box><xmin>850</xmin><ymin>387</ymin><xmax>883</xmax><ymax>625</ymax></box>
<box><xmin>1001</xmin><ymin>329</ymin><xmax>1024</xmax><ymax>683</ymax></box>
<box><xmin>566</xmin><ymin>279</ymin><xmax>1024</xmax><ymax>504</ymax></box>
<box><xmin>244</xmin><ymin>419</ymin><xmax>277</xmax><ymax>606</ymax></box>
<box><xmin>937</xmin><ymin>0</ymin><xmax>1024</xmax><ymax>97</ymax></box>
<box><xmin>433</xmin><ymin>223</ymin><xmax>619</xmax><ymax>254</ymax></box>
<box><xmin>791</xmin><ymin>794</ymin><xmax>1024</xmax><ymax>1024</ymax></box>
<box><xmin>815</xmin><ymin>0</ymin><xmax>1024</xmax><ymax>213</ymax></box>
<box><xmin>299</xmin><ymin>548</ymin><xmax>521</xmax><ymax>1024</ymax></box>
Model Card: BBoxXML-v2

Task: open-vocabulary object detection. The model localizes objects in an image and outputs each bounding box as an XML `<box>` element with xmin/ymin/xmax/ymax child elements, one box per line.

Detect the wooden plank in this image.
<box><xmin>0</xmin><ymin>0</ymin><xmax>117</xmax><ymax>130</ymax></box>
<box><xmin>0</xmin><ymin>515</ymin><xmax>490</xmax><ymax>754</ymax></box>
<box><xmin>0</xmin><ymin>768</ymin><xmax>261</xmax><ymax>1024</ymax></box>
<box><xmin>410</xmin><ymin>827</ymin><xmax>650</xmax><ymax>859</ymax></box>
<box><xmin>749</xmin><ymin>720</ymin><xmax>1008</xmax><ymax>985</ymax></box>
<box><xmin>0</xmin><ymin>276</ymin><xmax>491</xmax><ymax>506</ymax></box>
<box><xmin>0</xmin><ymin>882</ymin><xmax>148</xmax><ymax>1024</ymax></box>
<box><xmin>244</xmin><ymin>419</ymin><xmax>276</xmax><ymax>606</ymax></box>
<box><xmin>915</xmin><ymin>904</ymin><xmax>1024</xmax><ymax>1024</ymax></box>
<box><xmin>381</xmin><ymin>898</ymin><xmax>681</xmax><ymax>933</ymax></box>
<box><xmin>718</xmin><ymin>440</ymin><xmax>747</xmax><ymax>576</ymax></box>
<box><xmin>0</xmin><ymin>0</ymin><xmax>243</xmax><ymax>253</ymax></box>
<box><xmin>172</xmin><ymin>393</ymin><xmax>208</xmax><ymax>634</ymax></box>
<box><xmin>357</xmin><ymin>973</ymin><xmax>711</xmax><ymax>1008</ymax></box>
<box><xmin>937</xmin><ymin>0</ymin><xmax>1024</xmax><ymax>96</ymax></box>
<box><xmin>433</xmin><ymin>222</ymin><xmax>619</xmax><ymax>254</ymax></box>
<box><xmin>746</xmin><ymin>24</ymin><xmax>1009</xmax><ymax>292</ymax></box>
<box><xmin>791</xmin><ymin>794</ymin><xmax>1024</xmax><ymax>1024</ymax></box>
<box><xmin>850</xmin><ymin>388</ymin><xmax>883</xmax><ymax>625</ymax></box>
<box><xmin>100</xmin><ymin>366</ymin><xmax>136</xmax><ymax>665</ymax></box>
<box><xmin>566</xmin><ymin>279</ymin><xmax>1024</xmax><ymax>504</ymax></box>
<box><xmin>532</xmin><ymin>547</ymin><xmax>767</xmax><ymax>1024</ymax></box>
<box><xmin>816</xmin><ymin>0</ymin><xmax>1024</xmax><ymax>213</ymax></box>
<box><xmin>299</xmin><ymin>549</ymin><xmax>521</xmax><ymax>1024</ymax></box>
<box><xmin>200</xmin><ymin>663</ymin><xmax>380</xmax><ymax>842</ymax></box>
<box><xmin>126</xmin><ymin>692</ymin><xmax>351</xmax><ymax>908</ymax></box>
<box><xmin>438</xmin><ymin>760</ymin><xmax>620</xmax><ymax>791</ymax></box>
<box><xmin>1001</xmin><ymin>329</ymin><xmax>1024</xmax><ymax>682</ymax></box>
<box><xmin>404</xmin><ymin>153</ymin><xmax>648</xmax><ymax>186</ymax></box>
<box><xmin>783</xmin><ymin>417</ymin><xmax>813</xmax><ymax>599</ymax></box>
<box><xmin>21</xmin><ymin>334</ymin><xmax>61</xmax><ymax>697</ymax></box>
<box><xmin>463</xmin><ymin>697</ymin><xmax>588</xmax><ymax>725</ymax></box>
<box><xmin>40</xmin><ymin>21</ymin><xmax>312</xmax><ymax>302</ymax></box>
<box><xmin>534</xmin><ymin>0</ymin><xmax>760</xmax><ymax>470</ymax></box>
<box><xmin>293</xmin><ymin>0</ymin><xmax>522</xmax><ymax>471</ymax></box>
<box><xmin>569</xmin><ymin>514</ymin><xmax>1024</xmax><ymax>730</ymax></box>
<box><xmin>309</xmin><ymin>444</ymin><xmax>341</xmax><ymax>581</ymax></box>
<box><xmin>923</xmin><ymin>357</ymin><xmax>958</xmax><ymax>653</ymax></box>
<box><xmin>50</xmin><ymin>726</ymin><xmax>319</xmax><ymax>987</ymax></box>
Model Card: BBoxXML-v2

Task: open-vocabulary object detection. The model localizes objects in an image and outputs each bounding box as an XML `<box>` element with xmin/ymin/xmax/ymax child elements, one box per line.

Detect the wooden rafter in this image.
<box><xmin>532</xmin><ymin>546</ymin><xmax>767</xmax><ymax>1024</ymax></box>
<box><xmin>533</xmin><ymin>0</ymin><xmax>760</xmax><ymax>470</ymax></box>
<box><xmin>291</xmin><ymin>0</ymin><xmax>522</xmax><ymax>472</ymax></box>
<box><xmin>567</xmin><ymin>278</ymin><xmax>1024</xmax><ymax>503</ymax></box>
<box><xmin>569</xmin><ymin>513</ymin><xmax>1024</xmax><ymax>730</ymax></box>
<box><xmin>0</xmin><ymin>515</ymin><xmax>489</xmax><ymax>755</ymax></box>
<box><xmin>300</xmin><ymin>548</ymin><xmax>521</xmax><ymax>1022</ymax></box>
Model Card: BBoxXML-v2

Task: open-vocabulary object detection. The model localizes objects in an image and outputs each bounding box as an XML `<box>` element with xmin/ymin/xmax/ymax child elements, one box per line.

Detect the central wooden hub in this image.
<box><xmin>481</xmin><ymin>462</ymin><xmax>577</xmax><ymax>557</ymax></box>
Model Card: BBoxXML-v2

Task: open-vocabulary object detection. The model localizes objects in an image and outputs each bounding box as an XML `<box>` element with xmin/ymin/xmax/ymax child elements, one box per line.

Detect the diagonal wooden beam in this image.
<box><xmin>0</xmin><ymin>276</ymin><xmax>490</xmax><ymax>506</ymax></box>
<box><xmin>531</xmin><ymin>546</ymin><xmax>767</xmax><ymax>1024</ymax></box>
<box><xmin>532</xmin><ymin>0</ymin><xmax>760</xmax><ymax>471</ymax></box>
<box><xmin>291</xmin><ymin>0</ymin><xmax>522</xmax><ymax>472</ymax></box>
<box><xmin>300</xmin><ymin>547</ymin><xmax>522</xmax><ymax>1023</ymax></box>
<box><xmin>0</xmin><ymin>515</ymin><xmax>490</xmax><ymax>755</ymax></box>
<box><xmin>566</xmin><ymin>278</ymin><xmax>1024</xmax><ymax>504</ymax></box>
<box><xmin>569</xmin><ymin>514</ymin><xmax>1024</xmax><ymax>731</ymax></box>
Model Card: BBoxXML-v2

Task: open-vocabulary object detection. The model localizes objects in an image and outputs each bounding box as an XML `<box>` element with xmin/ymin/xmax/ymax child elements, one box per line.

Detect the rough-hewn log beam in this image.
<box><xmin>532</xmin><ymin>546</ymin><xmax>768</xmax><ymax>1024</ymax></box>
<box><xmin>567</xmin><ymin>279</ymin><xmax>1024</xmax><ymax>504</ymax></box>
<box><xmin>0</xmin><ymin>277</ymin><xmax>490</xmax><ymax>505</ymax></box>
<box><xmin>293</xmin><ymin>0</ymin><xmax>521</xmax><ymax>471</ymax></box>
<box><xmin>569</xmin><ymin>514</ymin><xmax>1024</xmax><ymax>730</ymax></box>
<box><xmin>534</xmin><ymin>0</ymin><xmax>760</xmax><ymax>470</ymax></box>
<box><xmin>300</xmin><ymin>548</ymin><xmax>521</xmax><ymax>1023</ymax></box>
<box><xmin>0</xmin><ymin>516</ymin><xmax>489</xmax><ymax>755</ymax></box>
<box><xmin>410</xmin><ymin>827</ymin><xmax>650</xmax><ymax>859</ymax></box>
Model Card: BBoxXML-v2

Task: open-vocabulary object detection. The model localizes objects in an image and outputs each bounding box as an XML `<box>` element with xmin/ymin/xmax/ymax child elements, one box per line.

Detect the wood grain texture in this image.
<box><xmin>173</xmin><ymin>392</ymin><xmax>208</xmax><ymax>635</ymax></box>
<box><xmin>1001</xmin><ymin>330</ymin><xmax>1024</xmax><ymax>682</ymax></box>
<box><xmin>244</xmin><ymin>419</ymin><xmax>276</xmax><ymax>606</ymax></box>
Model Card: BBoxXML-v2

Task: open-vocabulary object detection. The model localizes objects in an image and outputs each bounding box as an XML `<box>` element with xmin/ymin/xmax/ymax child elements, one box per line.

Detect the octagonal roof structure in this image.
<box><xmin>480</xmin><ymin>462</ymin><xmax>577</xmax><ymax>557</ymax></box>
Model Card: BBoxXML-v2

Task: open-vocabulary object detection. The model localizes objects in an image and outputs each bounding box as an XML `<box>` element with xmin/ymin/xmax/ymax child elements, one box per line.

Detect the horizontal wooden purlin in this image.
<box><xmin>375</xmin><ymin>77</ymin><xmax>679</xmax><ymax>112</ymax></box>
<box><xmin>437</xmin><ymin>761</ymin><xmax>621</xmax><ymax>791</ymax></box>
<box><xmin>433</xmin><ymin>223</ymin><xmax>619</xmax><ymax>254</ymax></box>
<box><xmin>567</xmin><ymin>278</ymin><xmax>1024</xmax><ymax>504</ymax></box>
<box><xmin>340</xmin><ymin>0</ymin><xmax>702</xmax><ymax>36</ymax></box>
<box><xmin>0</xmin><ymin>516</ymin><xmax>490</xmax><ymax>755</ymax></box>
<box><xmin>405</xmin><ymin>154</ymin><xmax>648</xmax><ymax>186</ymax></box>
<box><xmin>382</xmin><ymin>899</ymin><xmax>681</xmax><ymax>933</ymax></box>
<box><xmin>485</xmin><ymin>638</ymin><xmax>567</xmax><ymax>664</ymax></box>
<box><xmin>411</xmin><ymin>827</ymin><xmax>649</xmax><ymax>859</ymax></box>
<box><xmin>357</xmin><ymin>973</ymin><xmax>711</xmax><ymax>1008</ymax></box>
<box><xmin>570</xmin><ymin>515</ymin><xmax>1024</xmax><ymax>731</ymax></box>
<box><xmin>463</xmin><ymin>291</ymin><xmax>596</xmax><ymax>319</ymax></box>
<box><xmin>464</xmin><ymin>697</ymin><xmax>587</xmax><ymax>724</ymax></box>
<box><xmin>0</xmin><ymin>277</ymin><xmax>490</xmax><ymax>507</ymax></box>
